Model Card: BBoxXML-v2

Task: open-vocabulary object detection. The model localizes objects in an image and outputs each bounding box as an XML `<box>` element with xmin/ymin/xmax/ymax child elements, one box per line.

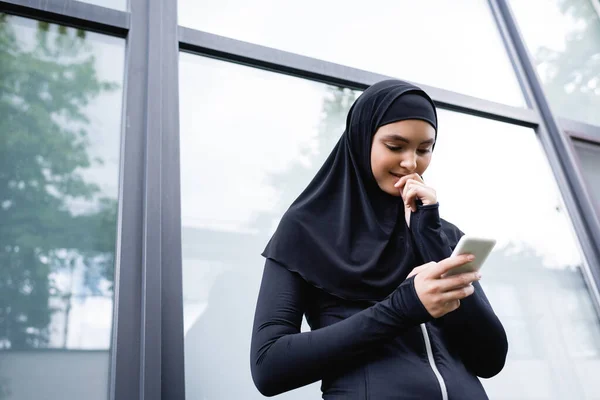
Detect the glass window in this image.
<box><xmin>0</xmin><ymin>14</ymin><xmax>125</xmax><ymax>400</ymax></box>
<box><xmin>427</xmin><ymin>112</ymin><xmax>600</xmax><ymax>399</ymax></box>
<box><xmin>573</xmin><ymin>139</ymin><xmax>600</xmax><ymax>215</ymax></box>
<box><xmin>509</xmin><ymin>0</ymin><xmax>600</xmax><ymax>127</ymax></box>
<box><xmin>78</xmin><ymin>0</ymin><xmax>127</xmax><ymax>11</ymax></box>
<box><xmin>178</xmin><ymin>0</ymin><xmax>525</xmax><ymax>107</ymax></box>
<box><xmin>179</xmin><ymin>55</ymin><xmax>600</xmax><ymax>399</ymax></box>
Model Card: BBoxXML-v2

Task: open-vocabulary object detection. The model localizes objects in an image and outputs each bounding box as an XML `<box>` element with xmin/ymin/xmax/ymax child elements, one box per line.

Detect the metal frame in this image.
<box><xmin>562</xmin><ymin>118</ymin><xmax>600</xmax><ymax>144</ymax></box>
<box><xmin>113</xmin><ymin>0</ymin><xmax>184</xmax><ymax>399</ymax></box>
<box><xmin>490</xmin><ymin>0</ymin><xmax>600</xmax><ymax>314</ymax></box>
<box><xmin>155</xmin><ymin>1</ymin><xmax>186</xmax><ymax>399</ymax></box>
<box><xmin>2</xmin><ymin>0</ymin><xmax>600</xmax><ymax>399</ymax></box>
<box><xmin>179</xmin><ymin>27</ymin><xmax>540</xmax><ymax>128</ymax></box>
<box><xmin>0</xmin><ymin>0</ymin><xmax>128</xmax><ymax>36</ymax></box>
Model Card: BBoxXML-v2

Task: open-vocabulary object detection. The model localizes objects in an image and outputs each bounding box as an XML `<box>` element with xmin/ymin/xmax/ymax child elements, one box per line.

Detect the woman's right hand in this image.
<box><xmin>413</xmin><ymin>255</ymin><xmax>481</xmax><ymax>318</ymax></box>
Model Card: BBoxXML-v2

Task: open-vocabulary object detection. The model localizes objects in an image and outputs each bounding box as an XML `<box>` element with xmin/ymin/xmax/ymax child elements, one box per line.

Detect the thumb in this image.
<box><xmin>408</xmin><ymin>262</ymin><xmax>436</xmax><ymax>278</ymax></box>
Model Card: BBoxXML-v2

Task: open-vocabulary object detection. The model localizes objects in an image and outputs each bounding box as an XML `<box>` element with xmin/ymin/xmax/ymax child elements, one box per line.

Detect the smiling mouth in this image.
<box><xmin>390</xmin><ymin>172</ymin><xmax>404</xmax><ymax>179</ymax></box>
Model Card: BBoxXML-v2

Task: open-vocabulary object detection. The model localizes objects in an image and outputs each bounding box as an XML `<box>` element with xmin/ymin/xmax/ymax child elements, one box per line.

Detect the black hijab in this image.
<box><xmin>262</xmin><ymin>79</ymin><xmax>438</xmax><ymax>301</ymax></box>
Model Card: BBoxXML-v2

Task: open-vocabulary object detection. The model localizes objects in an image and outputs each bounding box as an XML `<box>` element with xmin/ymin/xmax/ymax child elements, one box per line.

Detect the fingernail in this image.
<box><xmin>467</xmin><ymin>255</ymin><xmax>475</xmax><ymax>261</ymax></box>
<box><xmin>476</xmin><ymin>272</ymin><xmax>482</xmax><ymax>279</ymax></box>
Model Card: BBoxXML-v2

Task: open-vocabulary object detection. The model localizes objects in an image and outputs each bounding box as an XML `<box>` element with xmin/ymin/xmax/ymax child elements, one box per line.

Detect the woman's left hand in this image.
<box><xmin>394</xmin><ymin>173</ymin><xmax>437</xmax><ymax>212</ymax></box>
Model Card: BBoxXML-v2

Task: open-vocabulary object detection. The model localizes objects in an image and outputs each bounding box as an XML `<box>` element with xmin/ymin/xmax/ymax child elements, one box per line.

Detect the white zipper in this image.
<box><xmin>420</xmin><ymin>323</ymin><xmax>448</xmax><ymax>400</ymax></box>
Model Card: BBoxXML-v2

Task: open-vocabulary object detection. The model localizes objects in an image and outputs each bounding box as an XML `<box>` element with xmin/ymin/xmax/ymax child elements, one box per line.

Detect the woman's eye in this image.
<box><xmin>418</xmin><ymin>149</ymin><xmax>431</xmax><ymax>154</ymax></box>
<box><xmin>385</xmin><ymin>144</ymin><xmax>402</xmax><ymax>151</ymax></box>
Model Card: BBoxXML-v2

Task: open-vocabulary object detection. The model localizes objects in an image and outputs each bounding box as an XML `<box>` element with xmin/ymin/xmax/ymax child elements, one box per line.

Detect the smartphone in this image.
<box><xmin>445</xmin><ymin>235</ymin><xmax>496</xmax><ymax>276</ymax></box>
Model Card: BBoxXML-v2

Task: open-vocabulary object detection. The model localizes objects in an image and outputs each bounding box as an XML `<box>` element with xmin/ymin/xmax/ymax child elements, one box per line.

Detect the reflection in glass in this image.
<box><xmin>427</xmin><ymin>112</ymin><xmax>600</xmax><ymax>399</ymax></box>
<box><xmin>510</xmin><ymin>0</ymin><xmax>600</xmax><ymax>126</ymax></box>
<box><xmin>0</xmin><ymin>14</ymin><xmax>124</xmax><ymax>400</ymax></box>
<box><xmin>179</xmin><ymin>53</ymin><xmax>344</xmax><ymax>399</ymax></box>
<box><xmin>179</xmin><ymin>54</ymin><xmax>600</xmax><ymax>399</ymax></box>
<box><xmin>573</xmin><ymin>139</ymin><xmax>600</xmax><ymax>216</ymax></box>
<box><xmin>178</xmin><ymin>0</ymin><xmax>525</xmax><ymax>107</ymax></box>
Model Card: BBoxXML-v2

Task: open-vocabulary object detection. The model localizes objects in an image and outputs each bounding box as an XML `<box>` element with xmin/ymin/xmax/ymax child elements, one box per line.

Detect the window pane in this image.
<box><xmin>179</xmin><ymin>55</ymin><xmax>600</xmax><ymax>399</ymax></box>
<box><xmin>509</xmin><ymin>0</ymin><xmax>600</xmax><ymax>127</ymax></box>
<box><xmin>180</xmin><ymin>54</ymin><xmax>334</xmax><ymax>399</ymax></box>
<box><xmin>573</xmin><ymin>139</ymin><xmax>600</xmax><ymax>215</ymax></box>
<box><xmin>427</xmin><ymin>113</ymin><xmax>600</xmax><ymax>399</ymax></box>
<box><xmin>178</xmin><ymin>0</ymin><xmax>525</xmax><ymax>107</ymax></box>
<box><xmin>78</xmin><ymin>0</ymin><xmax>126</xmax><ymax>11</ymax></box>
<box><xmin>0</xmin><ymin>14</ymin><xmax>125</xmax><ymax>400</ymax></box>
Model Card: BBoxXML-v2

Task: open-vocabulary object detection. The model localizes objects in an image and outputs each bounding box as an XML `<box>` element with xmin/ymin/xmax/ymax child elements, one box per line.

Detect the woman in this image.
<box><xmin>250</xmin><ymin>79</ymin><xmax>508</xmax><ymax>399</ymax></box>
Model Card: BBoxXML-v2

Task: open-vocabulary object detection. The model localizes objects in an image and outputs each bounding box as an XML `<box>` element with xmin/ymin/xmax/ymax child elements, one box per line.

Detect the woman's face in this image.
<box><xmin>370</xmin><ymin>119</ymin><xmax>436</xmax><ymax>197</ymax></box>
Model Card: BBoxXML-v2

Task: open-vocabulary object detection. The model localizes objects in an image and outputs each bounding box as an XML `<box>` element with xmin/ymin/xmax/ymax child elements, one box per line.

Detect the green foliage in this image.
<box><xmin>0</xmin><ymin>14</ymin><xmax>118</xmax><ymax>353</ymax></box>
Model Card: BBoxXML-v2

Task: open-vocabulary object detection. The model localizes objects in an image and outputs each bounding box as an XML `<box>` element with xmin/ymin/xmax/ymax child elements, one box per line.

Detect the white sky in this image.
<box><xmin>179</xmin><ymin>0</ymin><xmax>526</xmax><ymax>107</ymax></box>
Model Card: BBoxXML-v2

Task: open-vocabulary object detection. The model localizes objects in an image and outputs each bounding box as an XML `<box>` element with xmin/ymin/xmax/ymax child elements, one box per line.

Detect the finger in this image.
<box><xmin>405</xmin><ymin>185</ymin><xmax>430</xmax><ymax>212</ymax></box>
<box><xmin>427</xmin><ymin>254</ymin><xmax>475</xmax><ymax>278</ymax></box>
<box><xmin>404</xmin><ymin>181</ymin><xmax>428</xmax><ymax>209</ymax></box>
<box><xmin>402</xmin><ymin>179</ymin><xmax>425</xmax><ymax>195</ymax></box>
<box><xmin>404</xmin><ymin>173</ymin><xmax>423</xmax><ymax>184</ymax></box>
<box><xmin>441</xmin><ymin>299</ymin><xmax>461</xmax><ymax>316</ymax></box>
<box><xmin>438</xmin><ymin>271</ymin><xmax>481</xmax><ymax>292</ymax></box>
<box><xmin>430</xmin><ymin>298</ymin><xmax>461</xmax><ymax>318</ymax></box>
<box><xmin>440</xmin><ymin>284</ymin><xmax>475</xmax><ymax>303</ymax></box>
<box><xmin>394</xmin><ymin>175</ymin><xmax>410</xmax><ymax>189</ymax></box>
<box><xmin>411</xmin><ymin>174</ymin><xmax>425</xmax><ymax>184</ymax></box>
<box><xmin>404</xmin><ymin>188</ymin><xmax>419</xmax><ymax>212</ymax></box>
<box><xmin>447</xmin><ymin>299</ymin><xmax>461</xmax><ymax>313</ymax></box>
<box><xmin>407</xmin><ymin>262</ymin><xmax>434</xmax><ymax>278</ymax></box>
<box><xmin>402</xmin><ymin>182</ymin><xmax>412</xmax><ymax>203</ymax></box>
<box><xmin>406</xmin><ymin>174</ymin><xmax>425</xmax><ymax>186</ymax></box>
<box><xmin>394</xmin><ymin>173</ymin><xmax>422</xmax><ymax>189</ymax></box>
<box><xmin>402</xmin><ymin>180</ymin><xmax>419</xmax><ymax>202</ymax></box>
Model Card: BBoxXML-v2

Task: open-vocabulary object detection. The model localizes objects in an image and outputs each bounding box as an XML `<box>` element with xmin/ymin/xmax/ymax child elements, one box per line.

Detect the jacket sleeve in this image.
<box><xmin>411</xmin><ymin>203</ymin><xmax>508</xmax><ymax>378</ymax></box>
<box><xmin>250</xmin><ymin>258</ymin><xmax>432</xmax><ymax>397</ymax></box>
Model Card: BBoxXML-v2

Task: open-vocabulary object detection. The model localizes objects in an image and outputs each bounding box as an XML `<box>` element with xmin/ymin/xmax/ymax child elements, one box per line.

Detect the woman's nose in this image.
<box><xmin>400</xmin><ymin>153</ymin><xmax>417</xmax><ymax>171</ymax></box>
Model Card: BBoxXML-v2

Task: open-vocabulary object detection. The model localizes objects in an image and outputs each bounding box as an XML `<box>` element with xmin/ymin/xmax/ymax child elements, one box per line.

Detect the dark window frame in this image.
<box><xmin>569</xmin><ymin>136</ymin><xmax>600</xmax><ymax>234</ymax></box>
<box><xmin>1</xmin><ymin>0</ymin><xmax>600</xmax><ymax>398</ymax></box>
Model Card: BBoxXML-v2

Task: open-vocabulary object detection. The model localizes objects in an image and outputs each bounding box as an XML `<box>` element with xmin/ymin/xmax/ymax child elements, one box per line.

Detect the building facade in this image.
<box><xmin>1</xmin><ymin>0</ymin><xmax>600</xmax><ymax>399</ymax></box>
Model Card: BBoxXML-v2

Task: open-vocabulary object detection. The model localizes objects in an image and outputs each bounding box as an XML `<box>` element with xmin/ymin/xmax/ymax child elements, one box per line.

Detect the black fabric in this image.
<box><xmin>379</xmin><ymin>93</ymin><xmax>437</xmax><ymax>142</ymax></box>
<box><xmin>262</xmin><ymin>79</ymin><xmax>439</xmax><ymax>301</ymax></box>
<box><xmin>251</xmin><ymin>208</ymin><xmax>508</xmax><ymax>398</ymax></box>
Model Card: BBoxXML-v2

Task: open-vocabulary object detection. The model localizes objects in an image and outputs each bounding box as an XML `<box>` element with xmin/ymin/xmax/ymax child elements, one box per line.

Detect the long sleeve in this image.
<box><xmin>411</xmin><ymin>203</ymin><xmax>508</xmax><ymax>378</ymax></box>
<box><xmin>250</xmin><ymin>258</ymin><xmax>431</xmax><ymax>397</ymax></box>
<box><xmin>441</xmin><ymin>281</ymin><xmax>508</xmax><ymax>378</ymax></box>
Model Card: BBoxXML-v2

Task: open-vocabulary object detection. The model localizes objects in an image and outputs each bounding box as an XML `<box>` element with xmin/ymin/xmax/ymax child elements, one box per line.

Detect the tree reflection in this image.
<box><xmin>0</xmin><ymin>13</ymin><xmax>118</xmax><ymax>357</ymax></box>
<box><xmin>534</xmin><ymin>0</ymin><xmax>600</xmax><ymax>126</ymax></box>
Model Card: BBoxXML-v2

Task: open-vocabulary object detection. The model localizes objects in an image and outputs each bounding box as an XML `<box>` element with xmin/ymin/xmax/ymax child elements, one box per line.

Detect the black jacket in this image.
<box><xmin>251</xmin><ymin>204</ymin><xmax>508</xmax><ymax>399</ymax></box>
